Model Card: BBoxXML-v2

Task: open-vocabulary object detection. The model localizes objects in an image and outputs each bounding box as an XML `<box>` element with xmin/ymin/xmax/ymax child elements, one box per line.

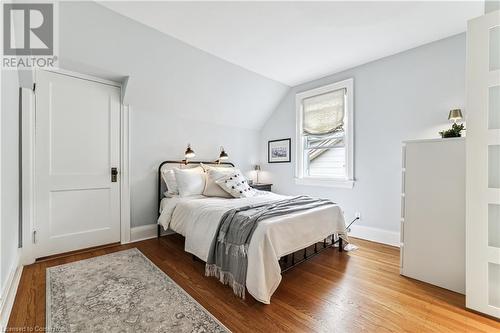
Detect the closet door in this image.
<box><xmin>33</xmin><ymin>70</ymin><xmax>121</xmax><ymax>258</ymax></box>
<box><xmin>466</xmin><ymin>10</ymin><xmax>500</xmax><ymax>318</ymax></box>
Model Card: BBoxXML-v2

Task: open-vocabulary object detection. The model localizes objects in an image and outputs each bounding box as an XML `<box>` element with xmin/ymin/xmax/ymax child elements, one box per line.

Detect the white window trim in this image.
<box><xmin>295</xmin><ymin>78</ymin><xmax>354</xmax><ymax>188</ymax></box>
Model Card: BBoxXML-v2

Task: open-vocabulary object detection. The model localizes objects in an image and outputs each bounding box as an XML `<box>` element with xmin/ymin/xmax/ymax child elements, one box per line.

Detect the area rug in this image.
<box><xmin>46</xmin><ymin>248</ymin><xmax>229</xmax><ymax>333</ymax></box>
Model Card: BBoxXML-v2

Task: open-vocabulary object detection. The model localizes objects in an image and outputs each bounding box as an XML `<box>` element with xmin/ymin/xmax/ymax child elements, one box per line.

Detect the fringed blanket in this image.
<box><xmin>205</xmin><ymin>196</ymin><xmax>334</xmax><ymax>299</ymax></box>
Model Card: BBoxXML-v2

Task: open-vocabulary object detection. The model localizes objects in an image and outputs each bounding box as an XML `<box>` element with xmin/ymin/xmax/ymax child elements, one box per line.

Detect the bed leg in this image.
<box><xmin>157</xmin><ymin>225</ymin><xmax>161</xmax><ymax>238</ymax></box>
<box><xmin>339</xmin><ymin>237</ymin><xmax>343</xmax><ymax>252</ymax></box>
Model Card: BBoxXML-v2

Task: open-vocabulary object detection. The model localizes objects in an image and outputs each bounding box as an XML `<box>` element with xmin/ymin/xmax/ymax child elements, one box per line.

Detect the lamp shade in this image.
<box><xmin>448</xmin><ymin>109</ymin><xmax>463</xmax><ymax>122</ymax></box>
<box><xmin>184</xmin><ymin>144</ymin><xmax>195</xmax><ymax>158</ymax></box>
<box><xmin>254</xmin><ymin>165</ymin><xmax>261</xmax><ymax>171</ymax></box>
<box><xmin>219</xmin><ymin>146</ymin><xmax>229</xmax><ymax>160</ymax></box>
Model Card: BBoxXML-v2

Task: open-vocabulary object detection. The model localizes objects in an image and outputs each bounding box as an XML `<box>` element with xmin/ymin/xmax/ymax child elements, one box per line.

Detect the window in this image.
<box><xmin>295</xmin><ymin>78</ymin><xmax>354</xmax><ymax>188</ymax></box>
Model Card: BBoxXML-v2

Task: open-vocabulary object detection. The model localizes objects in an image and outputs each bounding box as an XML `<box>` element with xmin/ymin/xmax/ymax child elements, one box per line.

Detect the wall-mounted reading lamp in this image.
<box><xmin>216</xmin><ymin>146</ymin><xmax>229</xmax><ymax>164</ymax></box>
<box><xmin>182</xmin><ymin>143</ymin><xmax>195</xmax><ymax>164</ymax></box>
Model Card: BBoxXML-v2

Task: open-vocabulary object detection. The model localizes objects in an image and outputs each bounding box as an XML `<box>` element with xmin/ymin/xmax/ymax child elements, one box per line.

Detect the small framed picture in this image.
<box><xmin>268</xmin><ymin>138</ymin><xmax>291</xmax><ymax>163</ymax></box>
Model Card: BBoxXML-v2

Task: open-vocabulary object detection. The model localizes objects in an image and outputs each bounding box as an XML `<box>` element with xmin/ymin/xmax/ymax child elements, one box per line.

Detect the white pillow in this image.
<box><xmin>174</xmin><ymin>166</ymin><xmax>206</xmax><ymax>197</ymax></box>
<box><xmin>203</xmin><ymin>168</ymin><xmax>236</xmax><ymax>198</ymax></box>
<box><xmin>215</xmin><ymin>171</ymin><xmax>256</xmax><ymax>198</ymax></box>
<box><xmin>161</xmin><ymin>169</ymin><xmax>178</xmax><ymax>195</ymax></box>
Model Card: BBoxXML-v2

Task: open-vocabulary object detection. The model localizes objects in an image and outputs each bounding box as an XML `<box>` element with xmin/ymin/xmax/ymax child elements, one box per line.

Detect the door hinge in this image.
<box><xmin>32</xmin><ymin>83</ymin><xmax>36</xmax><ymax>92</ymax></box>
<box><xmin>32</xmin><ymin>230</ymin><xmax>37</xmax><ymax>244</ymax></box>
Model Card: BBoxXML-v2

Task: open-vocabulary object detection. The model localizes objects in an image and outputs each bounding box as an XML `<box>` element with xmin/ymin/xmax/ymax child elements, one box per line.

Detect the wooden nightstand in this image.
<box><xmin>250</xmin><ymin>183</ymin><xmax>272</xmax><ymax>192</ymax></box>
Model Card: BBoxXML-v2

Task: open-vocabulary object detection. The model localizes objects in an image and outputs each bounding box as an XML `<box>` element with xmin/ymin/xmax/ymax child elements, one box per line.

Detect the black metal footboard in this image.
<box><xmin>279</xmin><ymin>235</ymin><xmax>342</xmax><ymax>273</ymax></box>
<box><xmin>158</xmin><ymin>227</ymin><xmax>343</xmax><ymax>273</ymax></box>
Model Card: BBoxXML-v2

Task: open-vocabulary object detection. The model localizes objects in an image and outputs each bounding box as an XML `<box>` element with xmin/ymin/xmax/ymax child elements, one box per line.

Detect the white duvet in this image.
<box><xmin>158</xmin><ymin>192</ymin><xmax>346</xmax><ymax>304</ymax></box>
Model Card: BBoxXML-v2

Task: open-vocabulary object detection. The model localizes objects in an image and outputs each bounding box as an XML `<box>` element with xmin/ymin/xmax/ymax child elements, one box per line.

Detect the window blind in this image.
<box><xmin>302</xmin><ymin>88</ymin><xmax>346</xmax><ymax>135</ymax></box>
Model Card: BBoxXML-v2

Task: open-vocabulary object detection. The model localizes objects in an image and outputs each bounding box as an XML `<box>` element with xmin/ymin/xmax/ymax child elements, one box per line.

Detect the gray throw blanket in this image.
<box><xmin>205</xmin><ymin>196</ymin><xmax>334</xmax><ymax>299</ymax></box>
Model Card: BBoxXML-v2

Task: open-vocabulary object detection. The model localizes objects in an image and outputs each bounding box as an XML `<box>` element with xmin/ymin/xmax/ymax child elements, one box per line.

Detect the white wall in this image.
<box><xmin>485</xmin><ymin>0</ymin><xmax>500</xmax><ymax>13</ymax></box>
<box><xmin>259</xmin><ymin>34</ymin><xmax>466</xmax><ymax>245</ymax></box>
<box><xmin>52</xmin><ymin>2</ymin><xmax>288</xmax><ymax>228</ymax></box>
<box><xmin>1</xmin><ymin>70</ymin><xmax>20</xmax><ymax>297</ymax></box>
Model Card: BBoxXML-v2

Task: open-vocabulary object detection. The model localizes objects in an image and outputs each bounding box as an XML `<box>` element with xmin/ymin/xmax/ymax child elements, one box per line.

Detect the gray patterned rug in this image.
<box><xmin>46</xmin><ymin>248</ymin><xmax>229</xmax><ymax>333</ymax></box>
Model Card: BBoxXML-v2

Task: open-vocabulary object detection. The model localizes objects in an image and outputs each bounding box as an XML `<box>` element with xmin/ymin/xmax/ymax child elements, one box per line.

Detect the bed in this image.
<box><xmin>156</xmin><ymin>161</ymin><xmax>347</xmax><ymax>304</ymax></box>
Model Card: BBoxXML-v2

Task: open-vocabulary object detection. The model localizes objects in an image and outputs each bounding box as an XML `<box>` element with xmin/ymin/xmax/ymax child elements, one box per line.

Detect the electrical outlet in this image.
<box><xmin>355</xmin><ymin>212</ymin><xmax>361</xmax><ymax>219</ymax></box>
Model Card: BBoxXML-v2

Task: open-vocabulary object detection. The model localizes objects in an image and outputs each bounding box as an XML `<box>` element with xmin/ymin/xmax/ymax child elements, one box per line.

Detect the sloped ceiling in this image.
<box><xmin>100</xmin><ymin>1</ymin><xmax>482</xmax><ymax>86</ymax></box>
<box><xmin>58</xmin><ymin>1</ymin><xmax>288</xmax><ymax>131</ymax></box>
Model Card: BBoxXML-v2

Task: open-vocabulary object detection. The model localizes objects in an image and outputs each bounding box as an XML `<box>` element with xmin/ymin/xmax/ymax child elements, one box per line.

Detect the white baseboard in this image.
<box><xmin>130</xmin><ymin>224</ymin><xmax>173</xmax><ymax>242</ymax></box>
<box><xmin>0</xmin><ymin>258</ymin><xmax>23</xmax><ymax>330</ymax></box>
<box><xmin>348</xmin><ymin>224</ymin><xmax>400</xmax><ymax>247</ymax></box>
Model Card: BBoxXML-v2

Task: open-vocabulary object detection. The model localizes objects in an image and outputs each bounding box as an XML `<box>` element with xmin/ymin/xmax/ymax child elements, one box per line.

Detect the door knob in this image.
<box><xmin>111</xmin><ymin>167</ymin><xmax>118</xmax><ymax>182</ymax></box>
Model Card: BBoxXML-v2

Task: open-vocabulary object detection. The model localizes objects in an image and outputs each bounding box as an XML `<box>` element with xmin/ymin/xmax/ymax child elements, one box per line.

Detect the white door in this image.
<box><xmin>34</xmin><ymin>70</ymin><xmax>121</xmax><ymax>258</ymax></box>
<box><xmin>466</xmin><ymin>10</ymin><xmax>500</xmax><ymax>318</ymax></box>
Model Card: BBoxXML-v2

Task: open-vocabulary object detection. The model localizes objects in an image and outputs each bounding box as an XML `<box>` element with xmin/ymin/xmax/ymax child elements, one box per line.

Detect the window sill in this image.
<box><xmin>294</xmin><ymin>177</ymin><xmax>355</xmax><ymax>189</ymax></box>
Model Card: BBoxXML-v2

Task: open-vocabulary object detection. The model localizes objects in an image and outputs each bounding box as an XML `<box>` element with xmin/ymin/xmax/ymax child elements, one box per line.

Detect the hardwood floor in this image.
<box><xmin>8</xmin><ymin>235</ymin><xmax>500</xmax><ymax>332</ymax></box>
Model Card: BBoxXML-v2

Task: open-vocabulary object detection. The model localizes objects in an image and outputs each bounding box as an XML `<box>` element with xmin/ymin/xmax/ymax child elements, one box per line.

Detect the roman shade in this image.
<box><xmin>302</xmin><ymin>88</ymin><xmax>346</xmax><ymax>135</ymax></box>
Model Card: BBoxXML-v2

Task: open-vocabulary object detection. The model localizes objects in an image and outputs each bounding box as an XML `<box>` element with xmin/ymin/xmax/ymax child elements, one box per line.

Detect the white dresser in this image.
<box><xmin>400</xmin><ymin>138</ymin><xmax>465</xmax><ymax>294</ymax></box>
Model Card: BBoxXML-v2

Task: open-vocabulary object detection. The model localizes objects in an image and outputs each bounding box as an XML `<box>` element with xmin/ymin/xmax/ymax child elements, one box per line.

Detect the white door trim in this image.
<box><xmin>120</xmin><ymin>104</ymin><xmax>131</xmax><ymax>244</ymax></box>
<box><xmin>20</xmin><ymin>69</ymin><xmax>131</xmax><ymax>264</ymax></box>
<box><xmin>41</xmin><ymin>68</ymin><xmax>121</xmax><ymax>88</ymax></box>
<box><xmin>20</xmin><ymin>87</ymin><xmax>35</xmax><ymax>265</ymax></box>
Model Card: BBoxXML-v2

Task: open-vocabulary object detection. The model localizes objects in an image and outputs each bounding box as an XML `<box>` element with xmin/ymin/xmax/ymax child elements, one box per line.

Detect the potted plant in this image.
<box><xmin>439</xmin><ymin>123</ymin><xmax>465</xmax><ymax>138</ymax></box>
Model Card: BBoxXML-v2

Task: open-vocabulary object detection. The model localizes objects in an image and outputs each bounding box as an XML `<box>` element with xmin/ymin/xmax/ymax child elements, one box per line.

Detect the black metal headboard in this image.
<box><xmin>157</xmin><ymin>160</ymin><xmax>235</xmax><ymax>217</ymax></box>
